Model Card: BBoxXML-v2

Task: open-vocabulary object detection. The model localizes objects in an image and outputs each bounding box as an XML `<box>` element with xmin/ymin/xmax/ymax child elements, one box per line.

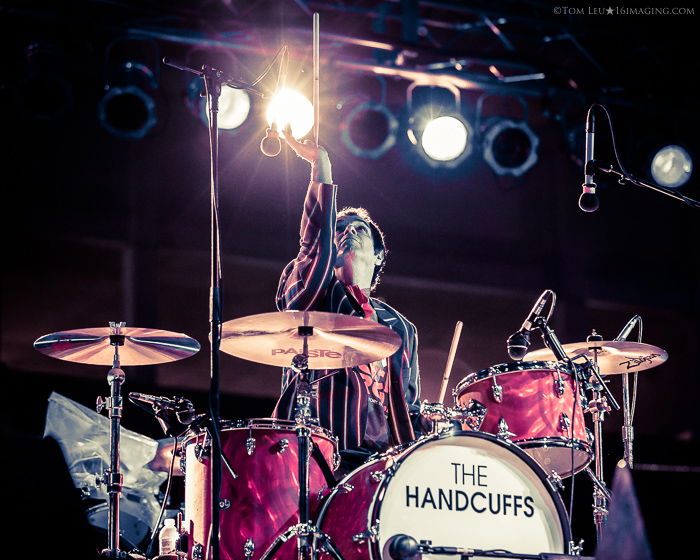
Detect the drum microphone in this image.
<box><xmin>614</xmin><ymin>315</ymin><xmax>641</xmax><ymax>342</ymax></box>
<box><xmin>579</xmin><ymin>109</ymin><xmax>600</xmax><ymax>213</ymax></box>
<box><xmin>507</xmin><ymin>290</ymin><xmax>552</xmax><ymax>361</ymax></box>
<box><xmin>260</xmin><ymin>123</ymin><xmax>281</xmax><ymax>157</ymax></box>
<box><xmin>129</xmin><ymin>392</ymin><xmax>181</xmax><ymax>408</ymax></box>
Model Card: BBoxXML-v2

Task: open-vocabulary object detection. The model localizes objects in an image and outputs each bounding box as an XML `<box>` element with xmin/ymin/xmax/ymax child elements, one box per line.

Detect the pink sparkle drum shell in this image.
<box><xmin>455</xmin><ymin>361</ymin><xmax>592</xmax><ymax>477</ymax></box>
<box><xmin>182</xmin><ymin>418</ymin><xmax>339</xmax><ymax>560</ymax></box>
<box><xmin>316</xmin><ymin>431</ymin><xmax>571</xmax><ymax>560</ymax></box>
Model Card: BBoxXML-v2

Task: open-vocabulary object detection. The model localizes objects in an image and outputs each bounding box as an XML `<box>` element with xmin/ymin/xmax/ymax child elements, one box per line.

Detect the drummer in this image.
<box><xmin>273</xmin><ymin>129</ymin><xmax>430</xmax><ymax>476</ymax></box>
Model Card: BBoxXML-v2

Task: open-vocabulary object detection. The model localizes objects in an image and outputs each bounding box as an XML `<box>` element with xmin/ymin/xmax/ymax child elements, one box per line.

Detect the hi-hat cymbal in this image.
<box><xmin>525</xmin><ymin>340</ymin><xmax>668</xmax><ymax>374</ymax></box>
<box><xmin>220</xmin><ymin>310</ymin><xmax>402</xmax><ymax>369</ymax></box>
<box><xmin>34</xmin><ymin>326</ymin><xmax>201</xmax><ymax>366</ymax></box>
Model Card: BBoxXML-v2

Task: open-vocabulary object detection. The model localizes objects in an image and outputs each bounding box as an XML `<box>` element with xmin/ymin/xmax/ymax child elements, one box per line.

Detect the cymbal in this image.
<box><xmin>220</xmin><ymin>310</ymin><xmax>402</xmax><ymax>369</ymax></box>
<box><xmin>525</xmin><ymin>340</ymin><xmax>668</xmax><ymax>374</ymax></box>
<box><xmin>34</xmin><ymin>326</ymin><xmax>201</xmax><ymax>366</ymax></box>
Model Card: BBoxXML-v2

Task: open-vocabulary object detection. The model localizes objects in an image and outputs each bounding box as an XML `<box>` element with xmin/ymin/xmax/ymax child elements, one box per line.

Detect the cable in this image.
<box><xmin>146</xmin><ymin>435</ymin><xmax>180</xmax><ymax>557</ymax></box>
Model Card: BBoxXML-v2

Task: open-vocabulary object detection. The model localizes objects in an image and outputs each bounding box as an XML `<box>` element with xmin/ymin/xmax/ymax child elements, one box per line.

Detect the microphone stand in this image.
<box><xmin>592</xmin><ymin>159</ymin><xmax>700</xmax><ymax>209</ymax></box>
<box><xmin>162</xmin><ymin>58</ymin><xmax>264</xmax><ymax>560</ymax></box>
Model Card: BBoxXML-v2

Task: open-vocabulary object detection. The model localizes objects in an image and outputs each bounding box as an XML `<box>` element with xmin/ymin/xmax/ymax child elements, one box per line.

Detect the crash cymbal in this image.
<box><xmin>34</xmin><ymin>325</ymin><xmax>201</xmax><ymax>366</ymax></box>
<box><xmin>220</xmin><ymin>310</ymin><xmax>402</xmax><ymax>369</ymax></box>
<box><xmin>525</xmin><ymin>340</ymin><xmax>668</xmax><ymax>374</ymax></box>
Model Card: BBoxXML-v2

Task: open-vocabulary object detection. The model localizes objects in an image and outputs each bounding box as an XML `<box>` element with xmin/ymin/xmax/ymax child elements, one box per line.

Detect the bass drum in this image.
<box><xmin>316</xmin><ymin>431</ymin><xmax>570</xmax><ymax>560</ymax></box>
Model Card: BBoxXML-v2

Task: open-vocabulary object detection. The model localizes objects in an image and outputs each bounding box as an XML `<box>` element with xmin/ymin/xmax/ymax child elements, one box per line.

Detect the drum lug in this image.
<box><xmin>192</xmin><ymin>543</ymin><xmax>204</xmax><ymax>560</ymax></box>
<box><xmin>548</xmin><ymin>470</ymin><xmax>564</xmax><ymax>492</ymax></box>
<box><xmin>559</xmin><ymin>413</ymin><xmax>571</xmax><ymax>435</ymax></box>
<box><xmin>553</xmin><ymin>375</ymin><xmax>565</xmax><ymax>398</ymax></box>
<box><xmin>586</xmin><ymin>427</ymin><xmax>595</xmax><ymax>444</ymax></box>
<box><xmin>244</xmin><ymin>537</ymin><xmax>255</xmax><ymax>559</ymax></box>
<box><xmin>569</xmin><ymin>539</ymin><xmax>585</xmax><ymax>556</ymax></box>
<box><xmin>277</xmin><ymin>438</ymin><xmax>289</xmax><ymax>454</ymax></box>
<box><xmin>336</xmin><ymin>483</ymin><xmax>354</xmax><ymax>494</ymax></box>
<box><xmin>179</xmin><ymin>454</ymin><xmax>186</xmax><ymax>474</ymax></box>
<box><xmin>369</xmin><ymin>470</ymin><xmax>385</xmax><ymax>483</ymax></box>
<box><xmin>352</xmin><ymin>523</ymin><xmax>379</xmax><ymax>544</ymax></box>
<box><xmin>491</xmin><ymin>377</ymin><xmax>503</xmax><ymax>403</ymax></box>
<box><xmin>195</xmin><ymin>442</ymin><xmax>210</xmax><ymax>463</ymax></box>
<box><xmin>246</xmin><ymin>436</ymin><xmax>256</xmax><ymax>456</ymax></box>
<box><xmin>497</xmin><ymin>418</ymin><xmax>516</xmax><ymax>441</ymax></box>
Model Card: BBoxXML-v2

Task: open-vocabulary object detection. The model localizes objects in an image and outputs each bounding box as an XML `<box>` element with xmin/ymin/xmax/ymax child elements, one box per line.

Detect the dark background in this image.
<box><xmin>1</xmin><ymin>1</ymin><xmax>698</xmax><ymax>557</ymax></box>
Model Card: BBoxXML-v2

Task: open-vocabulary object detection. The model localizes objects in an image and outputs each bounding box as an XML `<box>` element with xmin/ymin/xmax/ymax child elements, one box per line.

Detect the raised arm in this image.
<box><xmin>276</xmin><ymin>131</ymin><xmax>337</xmax><ymax>311</ymax></box>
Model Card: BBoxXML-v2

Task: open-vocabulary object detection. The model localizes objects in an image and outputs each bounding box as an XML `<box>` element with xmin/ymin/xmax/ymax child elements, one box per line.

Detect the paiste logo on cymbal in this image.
<box><xmin>271</xmin><ymin>348</ymin><xmax>342</xmax><ymax>358</ymax></box>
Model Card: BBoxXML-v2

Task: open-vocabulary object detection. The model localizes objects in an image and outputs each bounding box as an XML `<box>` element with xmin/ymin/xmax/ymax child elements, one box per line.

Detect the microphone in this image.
<box><xmin>386</xmin><ymin>534</ymin><xmax>419</xmax><ymax>560</ymax></box>
<box><xmin>129</xmin><ymin>392</ymin><xmax>180</xmax><ymax>408</ymax></box>
<box><xmin>614</xmin><ymin>315</ymin><xmax>641</xmax><ymax>342</ymax></box>
<box><xmin>507</xmin><ymin>290</ymin><xmax>552</xmax><ymax>361</ymax></box>
<box><xmin>260</xmin><ymin>123</ymin><xmax>281</xmax><ymax>157</ymax></box>
<box><xmin>579</xmin><ymin>110</ymin><xmax>600</xmax><ymax>212</ymax></box>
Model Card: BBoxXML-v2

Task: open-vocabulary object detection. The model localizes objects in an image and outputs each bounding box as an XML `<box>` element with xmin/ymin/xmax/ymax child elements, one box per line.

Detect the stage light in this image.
<box><xmin>406</xmin><ymin>83</ymin><xmax>472</xmax><ymax>167</ymax></box>
<box><xmin>650</xmin><ymin>145</ymin><xmax>692</xmax><ymax>188</ymax></box>
<box><xmin>420</xmin><ymin>115</ymin><xmax>469</xmax><ymax>162</ymax></box>
<box><xmin>482</xmin><ymin>118</ymin><xmax>539</xmax><ymax>177</ymax></box>
<box><xmin>266</xmin><ymin>88</ymin><xmax>314</xmax><ymax>139</ymax></box>
<box><xmin>340</xmin><ymin>101</ymin><xmax>398</xmax><ymax>159</ymax></box>
<box><xmin>98</xmin><ymin>40</ymin><xmax>160</xmax><ymax>139</ymax></box>
<box><xmin>188</xmin><ymin>80</ymin><xmax>251</xmax><ymax>132</ymax></box>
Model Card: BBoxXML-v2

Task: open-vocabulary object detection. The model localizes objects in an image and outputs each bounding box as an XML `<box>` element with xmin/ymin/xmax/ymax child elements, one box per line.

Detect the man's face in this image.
<box><xmin>334</xmin><ymin>215</ymin><xmax>383</xmax><ymax>284</ymax></box>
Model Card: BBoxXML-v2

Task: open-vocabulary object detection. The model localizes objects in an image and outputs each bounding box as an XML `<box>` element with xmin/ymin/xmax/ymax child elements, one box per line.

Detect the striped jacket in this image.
<box><xmin>272</xmin><ymin>181</ymin><xmax>422</xmax><ymax>450</ymax></box>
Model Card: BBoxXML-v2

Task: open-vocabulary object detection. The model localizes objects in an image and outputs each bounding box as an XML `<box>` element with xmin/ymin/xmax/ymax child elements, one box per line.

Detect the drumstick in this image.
<box><xmin>312</xmin><ymin>12</ymin><xmax>320</xmax><ymax>145</ymax></box>
<box><xmin>438</xmin><ymin>321</ymin><xmax>463</xmax><ymax>404</ymax></box>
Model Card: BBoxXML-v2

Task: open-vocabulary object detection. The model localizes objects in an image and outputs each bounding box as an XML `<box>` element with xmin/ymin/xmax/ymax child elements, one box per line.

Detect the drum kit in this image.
<box><xmin>33</xmin><ymin>296</ymin><xmax>668</xmax><ymax>560</ymax></box>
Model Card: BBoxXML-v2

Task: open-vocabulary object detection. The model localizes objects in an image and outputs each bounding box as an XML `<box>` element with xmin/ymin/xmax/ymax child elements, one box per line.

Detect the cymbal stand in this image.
<box><xmin>96</xmin><ymin>321</ymin><xmax>127</xmax><ymax>558</ymax></box>
<box><xmin>259</xmin><ymin>327</ymin><xmax>345</xmax><ymax>560</ymax></box>
<box><xmin>581</xmin><ymin>331</ymin><xmax>619</xmax><ymax>543</ymax></box>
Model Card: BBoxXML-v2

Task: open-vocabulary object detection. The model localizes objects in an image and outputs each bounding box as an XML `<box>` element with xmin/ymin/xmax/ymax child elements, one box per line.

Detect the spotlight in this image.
<box><xmin>650</xmin><ymin>145</ymin><xmax>692</xmax><ymax>188</ymax></box>
<box><xmin>188</xmin><ymin>79</ymin><xmax>251</xmax><ymax>132</ymax></box>
<box><xmin>406</xmin><ymin>83</ymin><xmax>472</xmax><ymax>167</ymax></box>
<box><xmin>266</xmin><ymin>88</ymin><xmax>314</xmax><ymax>139</ymax></box>
<box><xmin>98</xmin><ymin>40</ymin><xmax>160</xmax><ymax>139</ymax></box>
<box><xmin>421</xmin><ymin>116</ymin><xmax>469</xmax><ymax>162</ymax></box>
<box><xmin>482</xmin><ymin>118</ymin><xmax>539</xmax><ymax>177</ymax></box>
<box><xmin>340</xmin><ymin>101</ymin><xmax>398</xmax><ymax>159</ymax></box>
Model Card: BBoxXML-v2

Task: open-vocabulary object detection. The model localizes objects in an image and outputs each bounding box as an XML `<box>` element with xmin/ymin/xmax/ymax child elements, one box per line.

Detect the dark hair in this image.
<box><xmin>337</xmin><ymin>206</ymin><xmax>387</xmax><ymax>292</ymax></box>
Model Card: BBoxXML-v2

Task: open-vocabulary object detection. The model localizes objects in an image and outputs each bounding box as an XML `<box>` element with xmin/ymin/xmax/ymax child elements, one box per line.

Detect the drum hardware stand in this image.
<box><xmin>162</xmin><ymin>56</ymin><xmax>266</xmax><ymax>560</ymax></box>
<box><xmin>614</xmin><ymin>314</ymin><xmax>642</xmax><ymax>468</ymax></box>
<box><xmin>95</xmin><ymin>322</ymin><xmax>128</xmax><ymax>559</ymax></box>
<box><xmin>580</xmin><ymin>331</ymin><xmax>620</xmax><ymax>543</ymax></box>
<box><xmin>258</xmin><ymin>328</ymin><xmax>345</xmax><ymax>560</ymax></box>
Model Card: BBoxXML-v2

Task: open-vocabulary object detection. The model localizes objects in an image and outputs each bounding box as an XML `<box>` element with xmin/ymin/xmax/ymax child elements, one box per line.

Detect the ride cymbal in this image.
<box><xmin>220</xmin><ymin>310</ymin><xmax>401</xmax><ymax>369</ymax></box>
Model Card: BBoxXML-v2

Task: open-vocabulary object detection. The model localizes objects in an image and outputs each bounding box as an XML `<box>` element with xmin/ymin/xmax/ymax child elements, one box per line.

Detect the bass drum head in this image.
<box><xmin>375</xmin><ymin>431</ymin><xmax>570</xmax><ymax>559</ymax></box>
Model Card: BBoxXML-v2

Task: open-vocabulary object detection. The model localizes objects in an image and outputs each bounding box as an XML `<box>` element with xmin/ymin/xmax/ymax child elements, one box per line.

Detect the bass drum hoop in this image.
<box><xmin>366</xmin><ymin>430</ymin><xmax>572</xmax><ymax>559</ymax></box>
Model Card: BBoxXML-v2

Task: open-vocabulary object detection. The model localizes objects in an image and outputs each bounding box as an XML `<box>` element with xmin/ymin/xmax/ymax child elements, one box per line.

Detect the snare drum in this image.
<box><xmin>182</xmin><ymin>418</ymin><xmax>339</xmax><ymax>560</ymax></box>
<box><xmin>455</xmin><ymin>361</ymin><xmax>591</xmax><ymax>477</ymax></box>
<box><xmin>316</xmin><ymin>431</ymin><xmax>570</xmax><ymax>560</ymax></box>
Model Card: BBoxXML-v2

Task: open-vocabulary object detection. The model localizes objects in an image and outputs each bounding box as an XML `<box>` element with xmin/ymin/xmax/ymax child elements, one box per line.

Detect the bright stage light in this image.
<box><xmin>266</xmin><ymin>88</ymin><xmax>314</xmax><ymax>139</ymax></box>
<box><xmin>203</xmin><ymin>86</ymin><xmax>251</xmax><ymax>130</ymax></box>
<box><xmin>651</xmin><ymin>145</ymin><xmax>692</xmax><ymax>188</ymax></box>
<box><xmin>420</xmin><ymin>116</ymin><xmax>469</xmax><ymax>162</ymax></box>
